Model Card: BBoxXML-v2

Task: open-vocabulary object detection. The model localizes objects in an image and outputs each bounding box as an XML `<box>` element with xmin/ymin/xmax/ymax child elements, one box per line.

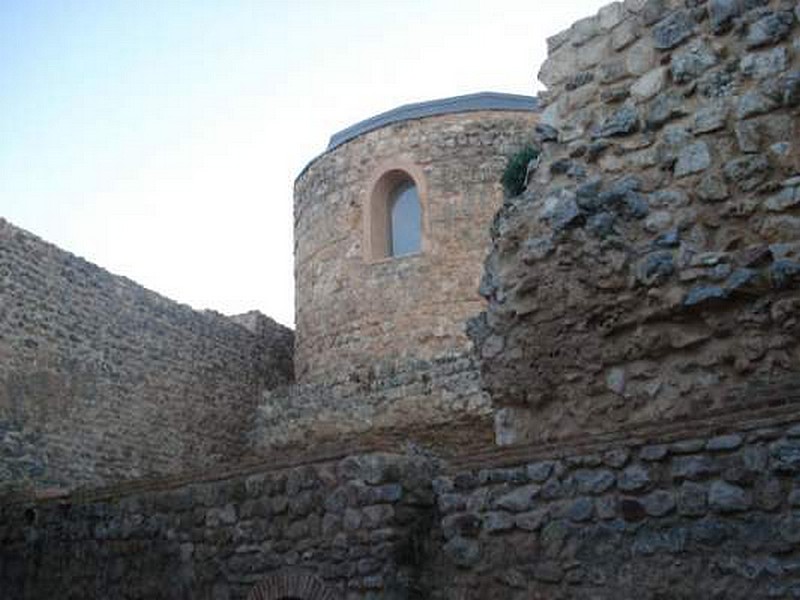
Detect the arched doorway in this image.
<box><xmin>246</xmin><ymin>570</ymin><xmax>339</xmax><ymax>600</ymax></box>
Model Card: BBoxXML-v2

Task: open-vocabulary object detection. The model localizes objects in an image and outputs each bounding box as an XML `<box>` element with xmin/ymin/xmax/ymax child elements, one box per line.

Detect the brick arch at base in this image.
<box><xmin>246</xmin><ymin>570</ymin><xmax>340</xmax><ymax>600</ymax></box>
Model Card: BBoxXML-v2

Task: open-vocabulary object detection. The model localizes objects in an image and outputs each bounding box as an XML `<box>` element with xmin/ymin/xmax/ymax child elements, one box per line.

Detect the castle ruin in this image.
<box><xmin>5</xmin><ymin>1</ymin><xmax>800</xmax><ymax>597</ymax></box>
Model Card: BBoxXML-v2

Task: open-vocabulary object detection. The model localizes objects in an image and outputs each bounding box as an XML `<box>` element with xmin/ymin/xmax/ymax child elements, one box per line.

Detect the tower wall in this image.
<box><xmin>294</xmin><ymin>109</ymin><xmax>538</xmax><ymax>383</ymax></box>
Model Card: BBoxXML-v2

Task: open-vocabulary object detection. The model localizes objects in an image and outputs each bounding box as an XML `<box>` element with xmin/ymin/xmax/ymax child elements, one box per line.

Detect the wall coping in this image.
<box><xmin>327</xmin><ymin>91</ymin><xmax>539</xmax><ymax>151</ymax></box>
<box><xmin>295</xmin><ymin>91</ymin><xmax>539</xmax><ymax>181</ymax></box>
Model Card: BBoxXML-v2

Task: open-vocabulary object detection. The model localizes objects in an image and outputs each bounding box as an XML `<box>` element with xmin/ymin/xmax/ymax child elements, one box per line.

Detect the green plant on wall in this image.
<box><xmin>501</xmin><ymin>145</ymin><xmax>539</xmax><ymax>198</ymax></box>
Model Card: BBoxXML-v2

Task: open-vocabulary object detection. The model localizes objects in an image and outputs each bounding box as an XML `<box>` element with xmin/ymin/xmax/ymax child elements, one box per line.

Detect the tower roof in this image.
<box><xmin>327</xmin><ymin>91</ymin><xmax>539</xmax><ymax>151</ymax></box>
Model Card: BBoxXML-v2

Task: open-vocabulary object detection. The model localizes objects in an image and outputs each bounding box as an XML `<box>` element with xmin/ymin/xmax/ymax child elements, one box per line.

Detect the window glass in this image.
<box><xmin>390</xmin><ymin>182</ymin><xmax>421</xmax><ymax>257</ymax></box>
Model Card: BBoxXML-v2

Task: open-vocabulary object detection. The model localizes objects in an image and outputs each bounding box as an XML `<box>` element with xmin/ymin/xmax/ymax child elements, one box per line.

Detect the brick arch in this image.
<box><xmin>246</xmin><ymin>570</ymin><xmax>339</xmax><ymax>600</ymax></box>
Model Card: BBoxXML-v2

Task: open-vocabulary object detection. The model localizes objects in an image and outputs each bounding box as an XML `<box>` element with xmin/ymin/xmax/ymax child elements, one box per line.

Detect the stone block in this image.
<box><xmin>619</xmin><ymin>464</ymin><xmax>652</xmax><ymax>491</ymax></box>
<box><xmin>652</xmin><ymin>10</ymin><xmax>695</xmax><ymax>50</ymax></box>
<box><xmin>674</xmin><ymin>141</ymin><xmax>712</xmax><ymax>177</ymax></box>
<box><xmin>709</xmin><ymin>480</ymin><xmax>751</xmax><ymax>512</ymax></box>
<box><xmin>631</xmin><ymin>66</ymin><xmax>668</xmax><ymax>101</ymax></box>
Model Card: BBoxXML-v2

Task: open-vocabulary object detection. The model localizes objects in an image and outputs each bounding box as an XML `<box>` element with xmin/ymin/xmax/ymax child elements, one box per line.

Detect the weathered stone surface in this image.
<box><xmin>640</xmin><ymin>445</ymin><xmax>669</xmax><ymax>461</ymax></box>
<box><xmin>674</xmin><ymin>141</ymin><xmax>711</xmax><ymax>177</ymax></box>
<box><xmin>756</xmin><ymin>477</ymin><xmax>783</xmax><ymax>511</ymax></box>
<box><xmin>494</xmin><ymin>484</ymin><xmax>541</xmax><ymax>512</ymax></box>
<box><xmin>678</xmin><ymin>481</ymin><xmax>708</xmax><ymax>516</ymax></box>
<box><xmin>631</xmin><ymin>66</ymin><xmax>668</xmax><ymax>101</ymax></box>
<box><xmin>574</xmin><ymin>469</ymin><xmax>616</xmax><ymax>494</ymax></box>
<box><xmin>709</xmin><ymin>0</ymin><xmax>745</xmax><ymax>33</ymax></box>
<box><xmin>746</xmin><ymin>11</ymin><xmax>794</xmax><ymax>49</ymax></box>
<box><xmin>294</xmin><ymin>106</ymin><xmax>537</xmax><ymax>400</ymax></box>
<box><xmin>770</xmin><ymin>439</ymin><xmax>800</xmax><ymax>472</ymax></box>
<box><xmin>444</xmin><ymin>536</ymin><xmax>481</xmax><ymax>567</ymax></box>
<box><xmin>671</xmin><ymin>40</ymin><xmax>718</xmax><ymax>84</ymax></box>
<box><xmin>709</xmin><ymin>480</ymin><xmax>751</xmax><ymax>512</ymax></box>
<box><xmin>693</xmin><ymin>100</ymin><xmax>728</xmax><ymax>134</ymax></box>
<box><xmin>515</xmin><ymin>508</ymin><xmax>549</xmax><ymax>531</ymax></box>
<box><xmin>566</xmin><ymin>496</ymin><xmax>594</xmax><ymax>521</ymax></box>
<box><xmin>595</xmin><ymin>104</ymin><xmax>640</xmax><ymax>137</ymax></box>
<box><xmin>646</xmin><ymin>92</ymin><xmax>689</xmax><ymax>129</ymax></box>
<box><xmin>541</xmin><ymin>190</ymin><xmax>582</xmax><ymax>231</ymax></box>
<box><xmin>672</xmin><ymin>455</ymin><xmax>719</xmax><ymax>479</ymax></box>
<box><xmin>482</xmin><ymin>511</ymin><xmax>515</xmax><ymax>533</ymax></box>
<box><xmin>723</xmin><ymin>154</ymin><xmax>770</xmax><ymax>190</ymax></box>
<box><xmin>735</xmin><ymin>114</ymin><xmax>793</xmax><ymax>153</ymax></box>
<box><xmin>14</xmin><ymin>6</ymin><xmax>800</xmax><ymax>597</ymax></box>
<box><xmin>642</xmin><ymin>489</ymin><xmax>676</xmax><ymax>516</ymax></box>
<box><xmin>635</xmin><ymin>251</ymin><xmax>675</xmax><ymax>285</ymax></box>
<box><xmin>741</xmin><ymin>47</ymin><xmax>788</xmax><ymax>79</ymax></box>
<box><xmin>696</xmin><ymin>173</ymin><xmax>729</xmax><ymax>202</ymax></box>
<box><xmin>527</xmin><ymin>461</ymin><xmax>557</xmax><ymax>483</ymax></box>
<box><xmin>764</xmin><ymin>185</ymin><xmax>800</xmax><ymax>212</ymax></box>
<box><xmin>652</xmin><ymin>10</ymin><xmax>695</xmax><ymax>50</ymax></box>
<box><xmin>706</xmin><ymin>435</ymin><xmax>743</xmax><ymax>452</ymax></box>
<box><xmin>737</xmin><ymin>90</ymin><xmax>779</xmax><ymax>120</ymax></box>
<box><xmin>618</xmin><ymin>464</ymin><xmax>652</xmax><ymax>491</ymax></box>
<box><xmin>0</xmin><ymin>221</ymin><xmax>294</xmax><ymax>491</ymax></box>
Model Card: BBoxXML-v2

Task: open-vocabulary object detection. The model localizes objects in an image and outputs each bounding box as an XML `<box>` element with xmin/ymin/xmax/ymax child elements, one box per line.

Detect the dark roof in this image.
<box><xmin>326</xmin><ymin>91</ymin><xmax>539</xmax><ymax>151</ymax></box>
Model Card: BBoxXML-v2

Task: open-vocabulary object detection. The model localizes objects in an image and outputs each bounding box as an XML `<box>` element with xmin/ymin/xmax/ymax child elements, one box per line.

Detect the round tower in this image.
<box><xmin>294</xmin><ymin>92</ymin><xmax>538</xmax><ymax>383</ymax></box>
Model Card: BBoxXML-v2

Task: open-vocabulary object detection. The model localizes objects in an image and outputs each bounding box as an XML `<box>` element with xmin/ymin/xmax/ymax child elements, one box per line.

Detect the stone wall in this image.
<box><xmin>426</xmin><ymin>404</ymin><xmax>800</xmax><ymax>598</ymax></box>
<box><xmin>472</xmin><ymin>0</ymin><xmax>800</xmax><ymax>444</ymax></box>
<box><xmin>294</xmin><ymin>110</ymin><xmax>538</xmax><ymax>384</ymax></box>
<box><xmin>5</xmin><ymin>397</ymin><xmax>800</xmax><ymax>599</ymax></box>
<box><xmin>252</xmin><ymin>353</ymin><xmax>494</xmax><ymax>454</ymax></box>
<box><xmin>0</xmin><ymin>450</ymin><xmax>435</xmax><ymax>600</ymax></box>
<box><xmin>0</xmin><ymin>219</ymin><xmax>294</xmax><ymax>492</ymax></box>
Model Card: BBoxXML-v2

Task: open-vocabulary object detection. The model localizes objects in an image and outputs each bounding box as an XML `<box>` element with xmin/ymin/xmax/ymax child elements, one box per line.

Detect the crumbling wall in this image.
<box><xmin>472</xmin><ymin>0</ymin><xmax>800</xmax><ymax>444</ymax></box>
<box><xmin>0</xmin><ymin>219</ymin><xmax>293</xmax><ymax>492</ymax></box>
<box><xmin>253</xmin><ymin>353</ymin><xmax>494</xmax><ymax>454</ymax></box>
<box><xmin>0</xmin><ymin>451</ymin><xmax>435</xmax><ymax>600</ymax></box>
<box><xmin>425</xmin><ymin>409</ymin><xmax>800</xmax><ymax>598</ymax></box>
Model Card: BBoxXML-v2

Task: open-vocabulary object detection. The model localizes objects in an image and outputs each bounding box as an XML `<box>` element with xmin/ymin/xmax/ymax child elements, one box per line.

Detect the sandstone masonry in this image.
<box><xmin>0</xmin><ymin>219</ymin><xmax>293</xmax><ymax>492</ymax></box>
<box><xmin>7</xmin><ymin>0</ymin><xmax>800</xmax><ymax>596</ymax></box>
<box><xmin>264</xmin><ymin>101</ymin><xmax>539</xmax><ymax>449</ymax></box>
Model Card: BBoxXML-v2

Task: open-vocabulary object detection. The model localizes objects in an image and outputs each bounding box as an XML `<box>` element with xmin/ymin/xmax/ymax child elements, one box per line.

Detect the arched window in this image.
<box><xmin>388</xmin><ymin>181</ymin><xmax>421</xmax><ymax>257</ymax></box>
<box><xmin>365</xmin><ymin>165</ymin><xmax>426</xmax><ymax>262</ymax></box>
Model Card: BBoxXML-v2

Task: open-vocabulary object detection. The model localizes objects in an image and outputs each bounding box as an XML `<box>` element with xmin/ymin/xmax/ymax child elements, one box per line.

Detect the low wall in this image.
<box><xmin>426</xmin><ymin>401</ymin><xmax>800</xmax><ymax>598</ymax></box>
<box><xmin>0</xmin><ymin>450</ymin><xmax>435</xmax><ymax>600</ymax></box>
<box><xmin>0</xmin><ymin>219</ymin><xmax>294</xmax><ymax>492</ymax></box>
<box><xmin>252</xmin><ymin>353</ymin><xmax>493</xmax><ymax>454</ymax></box>
<box><xmin>5</xmin><ymin>396</ymin><xmax>800</xmax><ymax>598</ymax></box>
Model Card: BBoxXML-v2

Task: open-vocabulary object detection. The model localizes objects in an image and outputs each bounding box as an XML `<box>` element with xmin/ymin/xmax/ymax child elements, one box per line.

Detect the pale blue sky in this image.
<box><xmin>1</xmin><ymin>0</ymin><xmax>608</xmax><ymax>326</ymax></box>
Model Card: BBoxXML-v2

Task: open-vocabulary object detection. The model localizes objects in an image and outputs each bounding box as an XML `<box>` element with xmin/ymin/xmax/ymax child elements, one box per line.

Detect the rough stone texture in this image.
<box><xmin>292</xmin><ymin>110</ymin><xmax>537</xmax><ymax>443</ymax></box>
<box><xmin>0</xmin><ymin>219</ymin><xmax>294</xmax><ymax>492</ymax></box>
<box><xmin>7</xmin><ymin>2</ymin><xmax>800</xmax><ymax>598</ymax></box>
<box><xmin>252</xmin><ymin>354</ymin><xmax>495</xmax><ymax>454</ymax></box>
<box><xmin>0</xmin><ymin>451</ymin><xmax>436</xmax><ymax>600</ymax></box>
<box><xmin>422</xmin><ymin>419</ymin><xmax>800</xmax><ymax>598</ymax></box>
<box><xmin>477</xmin><ymin>0</ymin><xmax>800</xmax><ymax>446</ymax></box>
<box><xmin>6</xmin><ymin>416</ymin><xmax>800</xmax><ymax>598</ymax></box>
<box><xmin>295</xmin><ymin>110</ymin><xmax>537</xmax><ymax>383</ymax></box>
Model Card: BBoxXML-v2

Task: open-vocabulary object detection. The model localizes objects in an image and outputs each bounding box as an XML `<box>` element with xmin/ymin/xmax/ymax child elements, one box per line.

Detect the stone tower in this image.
<box><xmin>251</xmin><ymin>93</ymin><xmax>539</xmax><ymax>450</ymax></box>
<box><xmin>294</xmin><ymin>92</ymin><xmax>538</xmax><ymax>383</ymax></box>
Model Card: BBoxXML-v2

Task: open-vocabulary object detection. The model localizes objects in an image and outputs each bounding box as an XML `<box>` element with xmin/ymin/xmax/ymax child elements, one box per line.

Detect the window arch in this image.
<box><xmin>365</xmin><ymin>163</ymin><xmax>427</xmax><ymax>261</ymax></box>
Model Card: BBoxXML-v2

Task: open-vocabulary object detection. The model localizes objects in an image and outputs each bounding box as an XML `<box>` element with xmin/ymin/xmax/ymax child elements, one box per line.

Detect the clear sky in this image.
<box><xmin>0</xmin><ymin>0</ymin><xmax>608</xmax><ymax>327</ymax></box>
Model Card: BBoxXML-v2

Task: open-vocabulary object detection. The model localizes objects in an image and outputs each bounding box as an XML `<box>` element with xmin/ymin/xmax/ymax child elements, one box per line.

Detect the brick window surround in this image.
<box><xmin>246</xmin><ymin>570</ymin><xmax>339</xmax><ymax>600</ymax></box>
